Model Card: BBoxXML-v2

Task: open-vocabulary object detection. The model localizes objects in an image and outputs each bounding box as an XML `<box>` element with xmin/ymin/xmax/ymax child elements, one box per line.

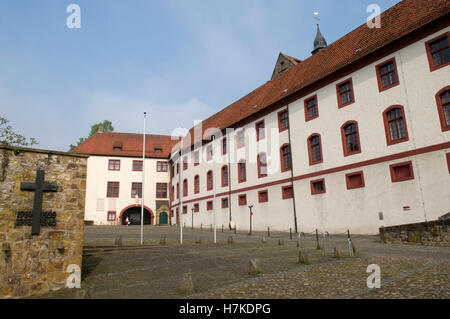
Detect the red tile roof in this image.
<box><xmin>72</xmin><ymin>132</ymin><xmax>179</xmax><ymax>158</ymax></box>
<box><xmin>174</xmin><ymin>0</ymin><xmax>449</xmax><ymax>153</ymax></box>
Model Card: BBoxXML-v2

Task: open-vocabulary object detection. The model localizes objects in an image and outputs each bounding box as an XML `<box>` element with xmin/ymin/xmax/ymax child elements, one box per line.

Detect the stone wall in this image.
<box><xmin>380</xmin><ymin>218</ymin><xmax>449</xmax><ymax>246</ymax></box>
<box><xmin>0</xmin><ymin>146</ymin><xmax>88</xmax><ymax>298</ymax></box>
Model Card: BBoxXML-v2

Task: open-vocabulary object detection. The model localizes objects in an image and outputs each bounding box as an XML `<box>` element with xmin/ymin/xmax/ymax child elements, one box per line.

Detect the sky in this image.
<box><xmin>0</xmin><ymin>0</ymin><xmax>401</xmax><ymax>152</ymax></box>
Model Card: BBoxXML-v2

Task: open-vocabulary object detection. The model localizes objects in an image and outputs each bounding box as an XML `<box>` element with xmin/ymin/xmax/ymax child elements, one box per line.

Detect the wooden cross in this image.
<box><xmin>20</xmin><ymin>169</ymin><xmax>57</xmax><ymax>235</ymax></box>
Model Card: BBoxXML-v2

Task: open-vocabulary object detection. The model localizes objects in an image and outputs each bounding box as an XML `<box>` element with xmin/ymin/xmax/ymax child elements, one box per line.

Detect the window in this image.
<box><xmin>107</xmin><ymin>211</ymin><xmax>116</xmax><ymax>222</ymax></box>
<box><xmin>257</xmin><ymin>153</ymin><xmax>268</xmax><ymax>178</ymax></box>
<box><xmin>341</xmin><ymin>121</ymin><xmax>361</xmax><ymax>156</ymax></box>
<box><xmin>193</xmin><ymin>203</ymin><xmax>199</xmax><ymax>213</ymax></box>
<box><xmin>108</xmin><ymin>159</ymin><xmax>120</xmax><ymax>171</ymax></box>
<box><xmin>176</xmin><ymin>182</ymin><xmax>179</xmax><ymax>199</ymax></box>
<box><xmin>278</xmin><ymin>110</ymin><xmax>289</xmax><ymax>132</ymax></box>
<box><xmin>206</xmin><ymin>201</ymin><xmax>213</xmax><ymax>211</ymax></box>
<box><xmin>183</xmin><ymin>179</ymin><xmax>188</xmax><ymax>196</ymax></box>
<box><xmin>132</xmin><ymin>160</ymin><xmax>143</xmax><ymax>171</ymax></box>
<box><xmin>238</xmin><ymin>194</ymin><xmax>247</xmax><ymax>206</ymax></box>
<box><xmin>310</xmin><ymin>179</ymin><xmax>326</xmax><ymax>195</ymax></box>
<box><xmin>156</xmin><ymin>183</ymin><xmax>167</xmax><ymax>198</ymax></box>
<box><xmin>154</xmin><ymin>148</ymin><xmax>162</xmax><ymax>153</ymax></box>
<box><xmin>336</xmin><ymin>78</ymin><xmax>354</xmax><ymax>108</ymax></box>
<box><xmin>107</xmin><ymin>182</ymin><xmax>119</xmax><ymax>198</ymax></box>
<box><xmin>376</xmin><ymin>58</ymin><xmax>399</xmax><ymax>92</ymax></box>
<box><xmin>425</xmin><ymin>32</ymin><xmax>450</xmax><ymax>71</ymax></box>
<box><xmin>206</xmin><ymin>145</ymin><xmax>213</xmax><ymax>161</ymax></box>
<box><xmin>222</xmin><ymin>138</ymin><xmax>227</xmax><ymax>155</ymax></box>
<box><xmin>157</xmin><ymin>161</ymin><xmax>168</xmax><ymax>172</ymax></box>
<box><xmin>171</xmin><ymin>186</ymin><xmax>174</xmax><ymax>201</ymax></box>
<box><xmin>171</xmin><ymin>164</ymin><xmax>174</xmax><ymax>178</ymax></box>
<box><xmin>282</xmin><ymin>185</ymin><xmax>293</xmax><ymax>199</ymax></box>
<box><xmin>194</xmin><ymin>151</ymin><xmax>200</xmax><ymax>166</ymax></box>
<box><xmin>280</xmin><ymin>144</ymin><xmax>292</xmax><ymax>172</ymax></box>
<box><xmin>238</xmin><ymin>160</ymin><xmax>246</xmax><ymax>183</ymax></box>
<box><xmin>113</xmin><ymin>141</ymin><xmax>122</xmax><ymax>152</ymax></box>
<box><xmin>236</xmin><ymin>130</ymin><xmax>245</xmax><ymax>149</ymax></box>
<box><xmin>256</xmin><ymin>121</ymin><xmax>265</xmax><ymax>141</ymax></box>
<box><xmin>222</xmin><ymin>197</ymin><xmax>229</xmax><ymax>208</ymax></box>
<box><xmin>194</xmin><ymin>175</ymin><xmax>200</xmax><ymax>194</ymax></box>
<box><xmin>308</xmin><ymin>134</ymin><xmax>323</xmax><ymax>165</ymax></box>
<box><xmin>183</xmin><ymin>157</ymin><xmax>188</xmax><ymax>171</ymax></box>
<box><xmin>383</xmin><ymin>105</ymin><xmax>409</xmax><ymax>146</ymax></box>
<box><xmin>171</xmin><ymin>210</ymin><xmax>174</xmax><ymax>217</ymax></box>
<box><xmin>183</xmin><ymin>206</ymin><xmax>187</xmax><ymax>214</ymax></box>
<box><xmin>304</xmin><ymin>96</ymin><xmax>319</xmax><ymax>121</ymax></box>
<box><xmin>222</xmin><ymin>165</ymin><xmax>229</xmax><ymax>187</ymax></box>
<box><xmin>345</xmin><ymin>171</ymin><xmax>365</xmax><ymax>190</ymax></box>
<box><xmin>390</xmin><ymin>161</ymin><xmax>414</xmax><ymax>183</ymax></box>
<box><xmin>436</xmin><ymin>87</ymin><xmax>450</xmax><ymax>132</ymax></box>
<box><xmin>176</xmin><ymin>163</ymin><xmax>179</xmax><ymax>174</ymax></box>
<box><xmin>131</xmin><ymin>182</ymin><xmax>142</xmax><ymax>198</ymax></box>
<box><xmin>207</xmin><ymin>170</ymin><xmax>213</xmax><ymax>190</ymax></box>
<box><xmin>258</xmin><ymin>190</ymin><xmax>268</xmax><ymax>203</ymax></box>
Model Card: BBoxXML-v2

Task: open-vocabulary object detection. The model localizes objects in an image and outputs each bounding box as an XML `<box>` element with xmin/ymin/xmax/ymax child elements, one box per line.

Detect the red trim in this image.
<box><xmin>336</xmin><ymin>78</ymin><xmax>355</xmax><ymax>108</ymax></box>
<box><xmin>375</xmin><ymin>57</ymin><xmax>400</xmax><ymax>92</ymax></box>
<box><xmin>341</xmin><ymin>120</ymin><xmax>362</xmax><ymax>157</ymax></box>
<box><xmin>307</xmin><ymin>133</ymin><xmax>323</xmax><ymax>165</ymax></box>
<box><xmin>194</xmin><ymin>175</ymin><xmax>200</xmax><ymax>194</ymax></box>
<box><xmin>435</xmin><ymin>86</ymin><xmax>450</xmax><ymax>132</ymax></box>
<box><xmin>382</xmin><ymin>105</ymin><xmax>409</xmax><ymax>146</ymax></box>
<box><xmin>156</xmin><ymin>183</ymin><xmax>168</xmax><ymax>198</ymax></box>
<box><xmin>206</xmin><ymin>200</ymin><xmax>213</xmax><ymax>211</ymax></box>
<box><xmin>107</xmin><ymin>211</ymin><xmax>116</xmax><ymax>221</ymax></box>
<box><xmin>389</xmin><ymin>160</ymin><xmax>415</xmax><ymax>183</ymax></box>
<box><xmin>238</xmin><ymin>160</ymin><xmax>246</xmax><ymax>183</ymax></box>
<box><xmin>131</xmin><ymin>182</ymin><xmax>142</xmax><ymax>198</ymax></box>
<box><xmin>221</xmin><ymin>165</ymin><xmax>229</xmax><ymax>187</ymax></box>
<box><xmin>193</xmin><ymin>203</ymin><xmax>199</xmax><ymax>212</ymax></box>
<box><xmin>119</xmin><ymin>204</ymin><xmax>154</xmax><ymax>225</ymax></box>
<box><xmin>345</xmin><ymin>171</ymin><xmax>365</xmax><ymax>189</ymax></box>
<box><xmin>183</xmin><ymin>179</ymin><xmax>188</xmax><ymax>197</ymax></box>
<box><xmin>157</xmin><ymin>161</ymin><xmax>168</xmax><ymax>172</ymax></box>
<box><xmin>277</xmin><ymin>109</ymin><xmax>289</xmax><ymax>132</ymax></box>
<box><xmin>221</xmin><ymin>197</ymin><xmax>229</xmax><ymax>208</ymax></box>
<box><xmin>446</xmin><ymin>153</ymin><xmax>450</xmax><ymax>174</ymax></box>
<box><xmin>310</xmin><ymin>178</ymin><xmax>326</xmax><ymax>195</ymax></box>
<box><xmin>304</xmin><ymin>95</ymin><xmax>319</xmax><ymax>122</ymax></box>
<box><xmin>258</xmin><ymin>190</ymin><xmax>268</xmax><ymax>203</ymax></box>
<box><xmin>425</xmin><ymin>31</ymin><xmax>450</xmax><ymax>72</ymax></box>
<box><xmin>238</xmin><ymin>194</ymin><xmax>247</xmax><ymax>206</ymax></box>
<box><xmin>280</xmin><ymin>143</ymin><xmax>292</xmax><ymax>172</ymax></box>
<box><xmin>207</xmin><ymin>170</ymin><xmax>213</xmax><ymax>190</ymax></box>
<box><xmin>108</xmin><ymin>159</ymin><xmax>120</xmax><ymax>171</ymax></box>
<box><xmin>132</xmin><ymin>160</ymin><xmax>143</xmax><ymax>171</ymax></box>
<box><xmin>176</xmin><ymin>182</ymin><xmax>179</xmax><ymax>199</ymax></box>
<box><xmin>282</xmin><ymin>185</ymin><xmax>293</xmax><ymax>199</ymax></box>
<box><xmin>257</xmin><ymin>153</ymin><xmax>267</xmax><ymax>178</ymax></box>
<box><xmin>106</xmin><ymin>181</ymin><xmax>120</xmax><ymax>198</ymax></box>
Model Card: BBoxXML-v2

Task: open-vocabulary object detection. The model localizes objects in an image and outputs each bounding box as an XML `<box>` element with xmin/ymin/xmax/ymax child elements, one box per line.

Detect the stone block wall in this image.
<box><xmin>0</xmin><ymin>146</ymin><xmax>88</xmax><ymax>298</ymax></box>
<box><xmin>380</xmin><ymin>219</ymin><xmax>449</xmax><ymax>246</ymax></box>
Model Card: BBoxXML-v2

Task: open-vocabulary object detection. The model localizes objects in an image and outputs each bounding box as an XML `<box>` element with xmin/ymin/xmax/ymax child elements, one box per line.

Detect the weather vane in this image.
<box><xmin>314</xmin><ymin>11</ymin><xmax>320</xmax><ymax>24</ymax></box>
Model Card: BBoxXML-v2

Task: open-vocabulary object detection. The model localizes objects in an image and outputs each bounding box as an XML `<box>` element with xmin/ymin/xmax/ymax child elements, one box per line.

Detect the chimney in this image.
<box><xmin>98</xmin><ymin>124</ymin><xmax>104</xmax><ymax>133</ymax></box>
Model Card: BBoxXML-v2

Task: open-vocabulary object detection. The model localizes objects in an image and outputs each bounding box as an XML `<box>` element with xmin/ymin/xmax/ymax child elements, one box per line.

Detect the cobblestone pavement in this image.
<box><xmin>32</xmin><ymin>225</ymin><xmax>449</xmax><ymax>299</ymax></box>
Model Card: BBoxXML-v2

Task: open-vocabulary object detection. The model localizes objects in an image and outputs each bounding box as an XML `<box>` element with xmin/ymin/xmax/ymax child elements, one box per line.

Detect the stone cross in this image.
<box><xmin>20</xmin><ymin>169</ymin><xmax>57</xmax><ymax>235</ymax></box>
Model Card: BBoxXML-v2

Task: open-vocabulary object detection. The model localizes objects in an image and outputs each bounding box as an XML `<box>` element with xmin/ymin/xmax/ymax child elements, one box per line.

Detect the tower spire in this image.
<box><xmin>312</xmin><ymin>11</ymin><xmax>327</xmax><ymax>55</ymax></box>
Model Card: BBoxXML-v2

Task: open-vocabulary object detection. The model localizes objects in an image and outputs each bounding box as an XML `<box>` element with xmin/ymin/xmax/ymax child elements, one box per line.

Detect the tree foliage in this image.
<box><xmin>0</xmin><ymin>116</ymin><xmax>39</xmax><ymax>147</ymax></box>
<box><xmin>70</xmin><ymin>120</ymin><xmax>114</xmax><ymax>151</ymax></box>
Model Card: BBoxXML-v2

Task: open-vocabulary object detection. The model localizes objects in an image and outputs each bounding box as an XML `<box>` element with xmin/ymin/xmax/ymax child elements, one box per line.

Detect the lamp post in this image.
<box><xmin>248</xmin><ymin>205</ymin><xmax>253</xmax><ymax>236</ymax></box>
<box><xmin>191</xmin><ymin>207</ymin><xmax>194</xmax><ymax>229</ymax></box>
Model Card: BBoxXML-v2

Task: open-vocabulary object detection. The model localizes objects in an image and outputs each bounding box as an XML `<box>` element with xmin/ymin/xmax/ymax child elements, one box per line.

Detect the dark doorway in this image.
<box><xmin>159</xmin><ymin>212</ymin><xmax>168</xmax><ymax>225</ymax></box>
<box><xmin>121</xmin><ymin>207</ymin><xmax>152</xmax><ymax>225</ymax></box>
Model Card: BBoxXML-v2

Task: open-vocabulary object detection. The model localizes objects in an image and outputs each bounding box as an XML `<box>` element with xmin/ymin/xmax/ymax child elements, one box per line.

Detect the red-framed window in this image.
<box><xmin>222</xmin><ymin>137</ymin><xmax>227</xmax><ymax>155</ymax></box>
<box><xmin>207</xmin><ymin>170</ymin><xmax>213</xmax><ymax>190</ymax></box>
<box><xmin>108</xmin><ymin>159</ymin><xmax>120</xmax><ymax>171</ymax></box>
<box><xmin>258</xmin><ymin>190</ymin><xmax>268</xmax><ymax>203</ymax></box>
<box><xmin>206</xmin><ymin>201</ymin><xmax>213</xmax><ymax>211</ymax></box>
<box><xmin>308</xmin><ymin>134</ymin><xmax>323</xmax><ymax>165</ymax></box>
<box><xmin>236</xmin><ymin>129</ymin><xmax>245</xmax><ymax>149</ymax></box>
<box><xmin>256</xmin><ymin>120</ymin><xmax>265</xmax><ymax>141</ymax></box>
<box><xmin>310</xmin><ymin>178</ymin><xmax>326</xmax><ymax>195</ymax></box>
<box><xmin>171</xmin><ymin>185</ymin><xmax>174</xmax><ymax>201</ymax></box>
<box><xmin>341</xmin><ymin>121</ymin><xmax>361</xmax><ymax>156</ymax></box>
<box><xmin>383</xmin><ymin>105</ymin><xmax>409</xmax><ymax>146</ymax></box>
<box><xmin>282</xmin><ymin>185</ymin><xmax>293</xmax><ymax>199</ymax></box>
<box><xmin>376</xmin><ymin>57</ymin><xmax>399</xmax><ymax>92</ymax></box>
<box><xmin>425</xmin><ymin>32</ymin><xmax>450</xmax><ymax>72</ymax></box>
<box><xmin>278</xmin><ymin>109</ymin><xmax>289</xmax><ymax>132</ymax></box>
<box><xmin>238</xmin><ymin>194</ymin><xmax>247</xmax><ymax>206</ymax></box>
<box><xmin>206</xmin><ymin>145</ymin><xmax>213</xmax><ymax>161</ymax></box>
<box><xmin>257</xmin><ymin>153</ymin><xmax>268</xmax><ymax>178</ymax></box>
<box><xmin>436</xmin><ymin>86</ymin><xmax>450</xmax><ymax>132</ymax></box>
<box><xmin>183</xmin><ymin>179</ymin><xmax>188</xmax><ymax>197</ymax></box>
<box><xmin>390</xmin><ymin>161</ymin><xmax>414</xmax><ymax>183</ymax></box>
<box><xmin>107</xmin><ymin>181</ymin><xmax>120</xmax><ymax>198</ymax></box>
<box><xmin>156</xmin><ymin>183</ymin><xmax>167</xmax><ymax>198</ymax></box>
<box><xmin>176</xmin><ymin>182</ymin><xmax>179</xmax><ymax>199</ymax></box>
<box><xmin>280</xmin><ymin>144</ymin><xmax>292</xmax><ymax>172</ymax></box>
<box><xmin>131</xmin><ymin>182</ymin><xmax>142</xmax><ymax>198</ymax></box>
<box><xmin>194</xmin><ymin>175</ymin><xmax>200</xmax><ymax>194</ymax></box>
<box><xmin>238</xmin><ymin>160</ymin><xmax>246</xmax><ymax>183</ymax></box>
<box><xmin>107</xmin><ymin>211</ymin><xmax>116</xmax><ymax>222</ymax></box>
<box><xmin>221</xmin><ymin>165</ymin><xmax>229</xmax><ymax>187</ymax></box>
<box><xmin>304</xmin><ymin>95</ymin><xmax>319</xmax><ymax>122</ymax></box>
<box><xmin>176</xmin><ymin>163</ymin><xmax>179</xmax><ymax>174</ymax></box>
<box><xmin>176</xmin><ymin>208</ymin><xmax>179</xmax><ymax>218</ymax></box>
<box><xmin>336</xmin><ymin>78</ymin><xmax>355</xmax><ymax>108</ymax></box>
<box><xmin>193</xmin><ymin>203</ymin><xmax>199</xmax><ymax>213</ymax></box>
<box><xmin>446</xmin><ymin>153</ymin><xmax>450</xmax><ymax>174</ymax></box>
<box><xmin>222</xmin><ymin>197</ymin><xmax>229</xmax><ymax>209</ymax></box>
<box><xmin>171</xmin><ymin>209</ymin><xmax>174</xmax><ymax>217</ymax></box>
<box><xmin>171</xmin><ymin>164</ymin><xmax>174</xmax><ymax>178</ymax></box>
<box><xmin>182</xmin><ymin>157</ymin><xmax>188</xmax><ymax>171</ymax></box>
<box><xmin>183</xmin><ymin>205</ymin><xmax>187</xmax><ymax>214</ymax></box>
<box><xmin>132</xmin><ymin>160</ymin><xmax>143</xmax><ymax>171</ymax></box>
<box><xmin>345</xmin><ymin>171</ymin><xmax>365</xmax><ymax>190</ymax></box>
<box><xmin>193</xmin><ymin>151</ymin><xmax>200</xmax><ymax>166</ymax></box>
<box><xmin>157</xmin><ymin>161</ymin><xmax>168</xmax><ymax>172</ymax></box>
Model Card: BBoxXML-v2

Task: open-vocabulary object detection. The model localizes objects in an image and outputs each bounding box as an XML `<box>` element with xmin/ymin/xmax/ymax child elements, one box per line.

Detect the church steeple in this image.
<box><xmin>311</xmin><ymin>12</ymin><xmax>327</xmax><ymax>55</ymax></box>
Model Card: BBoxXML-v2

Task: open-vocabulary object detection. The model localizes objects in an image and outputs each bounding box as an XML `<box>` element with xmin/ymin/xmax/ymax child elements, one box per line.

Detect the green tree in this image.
<box><xmin>70</xmin><ymin>120</ymin><xmax>114</xmax><ymax>151</ymax></box>
<box><xmin>0</xmin><ymin>116</ymin><xmax>38</xmax><ymax>147</ymax></box>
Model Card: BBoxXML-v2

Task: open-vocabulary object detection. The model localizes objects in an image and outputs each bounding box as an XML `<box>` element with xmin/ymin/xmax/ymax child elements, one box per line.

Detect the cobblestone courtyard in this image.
<box><xmin>33</xmin><ymin>225</ymin><xmax>449</xmax><ymax>299</ymax></box>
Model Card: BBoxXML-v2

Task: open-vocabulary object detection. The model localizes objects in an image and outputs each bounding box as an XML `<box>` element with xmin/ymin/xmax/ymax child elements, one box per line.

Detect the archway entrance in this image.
<box><xmin>159</xmin><ymin>212</ymin><xmax>168</xmax><ymax>225</ymax></box>
<box><xmin>121</xmin><ymin>206</ymin><xmax>153</xmax><ymax>225</ymax></box>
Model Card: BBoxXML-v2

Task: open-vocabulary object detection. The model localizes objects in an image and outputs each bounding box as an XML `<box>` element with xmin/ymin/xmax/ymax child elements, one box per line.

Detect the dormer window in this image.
<box><xmin>154</xmin><ymin>148</ymin><xmax>162</xmax><ymax>153</ymax></box>
<box><xmin>113</xmin><ymin>141</ymin><xmax>123</xmax><ymax>151</ymax></box>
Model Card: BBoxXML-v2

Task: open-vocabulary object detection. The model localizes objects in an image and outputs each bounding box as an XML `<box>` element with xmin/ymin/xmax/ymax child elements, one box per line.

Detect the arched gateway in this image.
<box><xmin>120</xmin><ymin>205</ymin><xmax>154</xmax><ymax>225</ymax></box>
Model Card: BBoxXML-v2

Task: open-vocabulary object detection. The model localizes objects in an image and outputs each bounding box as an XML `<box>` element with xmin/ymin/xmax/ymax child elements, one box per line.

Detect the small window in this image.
<box><xmin>238</xmin><ymin>160</ymin><xmax>246</xmax><ymax>183</ymax></box>
<box><xmin>341</xmin><ymin>121</ymin><xmax>361</xmax><ymax>156</ymax></box>
<box><xmin>383</xmin><ymin>105</ymin><xmax>409</xmax><ymax>146</ymax></box>
<box><xmin>132</xmin><ymin>160</ymin><xmax>143</xmax><ymax>171</ymax></box>
<box><xmin>390</xmin><ymin>161</ymin><xmax>414</xmax><ymax>183</ymax></box>
<box><xmin>194</xmin><ymin>175</ymin><xmax>200</xmax><ymax>194</ymax></box>
<box><xmin>183</xmin><ymin>179</ymin><xmax>188</xmax><ymax>197</ymax></box>
<box><xmin>206</xmin><ymin>201</ymin><xmax>213</xmax><ymax>211</ymax></box>
<box><xmin>345</xmin><ymin>171</ymin><xmax>365</xmax><ymax>189</ymax></box>
<box><xmin>194</xmin><ymin>151</ymin><xmax>200</xmax><ymax>166</ymax></box>
<box><xmin>207</xmin><ymin>171</ymin><xmax>213</xmax><ymax>190</ymax></box>
<box><xmin>107</xmin><ymin>181</ymin><xmax>120</xmax><ymax>198</ymax></box>
<box><xmin>171</xmin><ymin>165</ymin><xmax>174</xmax><ymax>177</ymax></box>
<box><xmin>222</xmin><ymin>165</ymin><xmax>229</xmax><ymax>187</ymax></box>
<box><xmin>256</xmin><ymin>121</ymin><xmax>265</xmax><ymax>141</ymax></box>
<box><xmin>176</xmin><ymin>163</ymin><xmax>179</xmax><ymax>174</ymax></box>
<box><xmin>131</xmin><ymin>182</ymin><xmax>142</xmax><ymax>198</ymax></box>
<box><xmin>157</xmin><ymin>161</ymin><xmax>168</xmax><ymax>172</ymax></box>
<box><xmin>376</xmin><ymin>58</ymin><xmax>399</xmax><ymax>92</ymax></box>
<box><xmin>107</xmin><ymin>211</ymin><xmax>116</xmax><ymax>222</ymax></box>
<box><xmin>336</xmin><ymin>79</ymin><xmax>354</xmax><ymax>108</ymax></box>
<box><xmin>176</xmin><ymin>182</ymin><xmax>179</xmax><ymax>199</ymax></box>
<box><xmin>310</xmin><ymin>179</ymin><xmax>325</xmax><ymax>195</ymax></box>
<box><xmin>278</xmin><ymin>110</ymin><xmax>289</xmax><ymax>132</ymax></box>
<box><xmin>258</xmin><ymin>190</ymin><xmax>268</xmax><ymax>203</ymax></box>
<box><xmin>238</xmin><ymin>194</ymin><xmax>247</xmax><ymax>206</ymax></box>
<box><xmin>222</xmin><ymin>197</ymin><xmax>229</xmax><ymax>208</ymax></box>
<box><xmin>436</xmin><ymin>87</ymin><xmax>450</xmax><ymax>132</ymax></box>
<box><xmin>222</xmin><ymin>138</ymin><xmax>227</xmax><ymax>155</ymax></box>
<box><xmin>304</xmin><ymin>96</ymin><xmax>319</xmax><ymax>121</ymax></box>
<box><xmin>156</xmin><ymin>183</ymin><xmax>167</xmax><ymax>198</ymax></box>
<box><xmin>171</xmin><ymin>186</ymin><xmax>174</xmax><ymax>201</ymax></box>
<box><xmin>194</xmin><ymin>203</ymin><xmax>199</xmax><ymax>213</ymax></box>
<box><xmin>154</xmin><ymin>148</ymin><xmax>162</xmax><ymax>153</ymax></box>
<box><xmin>257</xmin><ymin>153</ymin><xmax>268</xmax><ymax>178</ymax></box>
<box><xmin>282</xmin><ymin>185</ymin><xmax>293</xmax><ymax>199</ymax></box>
<box><xmin>425</xmin><ymin>33</ymin><xmax>450</xmax><ymax>71</ymax></box>
<box><xmin>280</xmin><ymin>144</ymin><xmax>292</xmax><ymax>172</ymax></box>
<box><xmin>183</xmin><ymin>205</ymin><xmax>187</xmax><ymax>214</ymax></box>
<box><xmin>113</xmin><ymin>141</ymin><xmax>123</xmax><ymax>151</ymax></box>
<box><xmin>236</xmin><ymin>130</ymin><xmax>245</xmax><ymax>149</ymax></box>
<box><xmin>108</xmin><ymin>159</ymin><xmax>120</xmax><ymax>171</ymax></box>
<box><xmin>308</xmin><ymin>134</ymin><xmax>323</xmax><ymax>165</ymax></box>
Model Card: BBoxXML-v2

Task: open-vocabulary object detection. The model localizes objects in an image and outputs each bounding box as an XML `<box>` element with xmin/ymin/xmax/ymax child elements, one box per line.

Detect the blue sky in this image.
<box><xmin>0</xmin><ymin>0</ymin><xmax>401</xmax><ymax>151</ymax></box>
